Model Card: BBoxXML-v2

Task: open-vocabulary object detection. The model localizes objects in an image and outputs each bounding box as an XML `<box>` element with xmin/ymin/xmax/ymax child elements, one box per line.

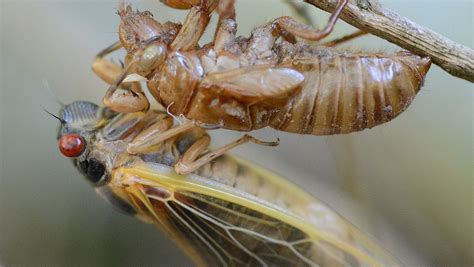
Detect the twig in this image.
<box><xmin>305</xmin><ymin>0</ymin><xmax>474</xmax><ymax>83</ymax></box>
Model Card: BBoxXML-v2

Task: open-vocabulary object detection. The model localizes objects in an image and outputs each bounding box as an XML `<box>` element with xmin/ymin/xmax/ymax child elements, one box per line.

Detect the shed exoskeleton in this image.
<box><xmin>55</xmin><ymin>100</ymin><xmax>400</xmax><ymax>266</ymax></box>
<box><xmin>92</xmin><ymin>0</ymin><xmax>431</xmax><ymax>159</ymax></box>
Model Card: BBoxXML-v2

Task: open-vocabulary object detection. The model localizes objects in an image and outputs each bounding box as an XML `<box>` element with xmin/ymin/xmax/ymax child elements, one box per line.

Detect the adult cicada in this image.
<box><xmin>55</xmin><ymin>101</ymin><xmax>399</xmax><ymax>266</ymax></box>
<box><xmin>93</xmin><ymin>0</ymin><xmax>431</xmax><ymax>138</ymax></box>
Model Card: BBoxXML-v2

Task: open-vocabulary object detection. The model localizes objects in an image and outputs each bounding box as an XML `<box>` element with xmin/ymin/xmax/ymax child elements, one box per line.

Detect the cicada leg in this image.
<box><xmin>127</xmin><ymin>120</ymin><xmax>196</xmax><ymax>155</ymax></box>
<box><xmin>242</xmin><ymin>0</ymin><xmax>348</xmax><ymax>58</ymax></box>
<box><xmin>215</xmin><ymin>0</ymin><xmax>235</xmax><ymax>30</ymax></box>
<box><xmin>161</xmin><ymin>0</ymin><xmax>233</xmax><ymax>46</ymax></box>
<box><xmin>273</xmin><ymin>0</ymin><xmax>348</xmax><ymax>41</ymax></box>
<box><xmin>170</xmin><ymin>0</ymin><xmax>218</xmax><ymax>51</ymax></box>
<box><xmin>93</xmin><ymin>42</ymin><xmax>126</xmax><ymax>86</ymax></box>
<box><xmin>92</xmin><ymin>42</ymin><xmax>150</xmax><ymax>113</ymax></box>
<box><xmin>213</xmin><ymin>0</ymin><xmax>236</xmax><ymax>53</ymax></box>
<box><xmin>160</xmin><ymin>0</ymin><xmax>201</xmax><ymax>9</ymax></box>
<box><xmin>321</xmin><ymin>30</ymin><xmax>367</xmax><ymax>47</ymax></box>
<box><xmin>175</xmin><ymin>134</ymin><xmax>279</xmax><ymax>175</ymax></box>
<box><xmin>216</xmin><ymin>0</ymin><xmax>235</xmax><ymax>19</ymax></box>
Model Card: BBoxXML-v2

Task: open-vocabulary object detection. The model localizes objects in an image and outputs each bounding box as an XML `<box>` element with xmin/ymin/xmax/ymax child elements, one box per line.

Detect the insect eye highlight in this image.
<box><xmin>59</xmin><ymin>134</ymin><xmax>86</xmax><ymax>158</ymax></box>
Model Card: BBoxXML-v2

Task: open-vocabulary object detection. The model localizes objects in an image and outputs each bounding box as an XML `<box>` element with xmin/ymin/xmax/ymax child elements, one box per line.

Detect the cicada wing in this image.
<box><xmin>114</xmin><ymin>162</ymin><xmax>399</xmax><ymax>266</ymax></box>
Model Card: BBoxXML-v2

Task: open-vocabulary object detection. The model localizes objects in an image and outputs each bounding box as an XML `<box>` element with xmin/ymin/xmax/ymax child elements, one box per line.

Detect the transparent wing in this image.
<box><xmin>116</xmin><ymin>162</ymin><xmax>398</xmax><ymax>267</ymax></box>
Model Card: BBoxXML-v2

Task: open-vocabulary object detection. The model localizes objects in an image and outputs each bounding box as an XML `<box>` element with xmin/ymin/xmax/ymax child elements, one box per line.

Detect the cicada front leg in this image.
<box><xmin>213</xmin><ymin>0</ymin><xmax>236</xmax><ymax>51</ymax></box>
<box><xmin>273</xmin><ymin>0</ymin><xmax>348</xmax><ymax>41</ymax></box>
<box><xmin>170</xmin><ymin>0</ymin><xmax>218</xmax><ymax>51</ymax></box>
<box><xmin>92</xmin><ymin>42</ymin><xmax>150</xmax><ymax>113</ymax></box>
<box><xmin>160</xmin><ymin>0</ymin><xmax>201</xmax><ymax>9</ymax></box>
<box><xmin>127</xmin><ymin>120</ymin><xmax>196</xmax><ymax>155</ymax></box>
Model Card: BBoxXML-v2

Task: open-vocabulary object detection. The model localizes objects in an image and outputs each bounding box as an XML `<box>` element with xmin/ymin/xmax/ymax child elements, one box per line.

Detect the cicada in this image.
<box><xmin>93</xmin><ymin>0</ymin><xmax>431</xmax><ymax>138</ymax></box>
<box><xmin>56</xmin><ymin>101</ymin><xmax>399</xmax><ymax>266</ymax></box>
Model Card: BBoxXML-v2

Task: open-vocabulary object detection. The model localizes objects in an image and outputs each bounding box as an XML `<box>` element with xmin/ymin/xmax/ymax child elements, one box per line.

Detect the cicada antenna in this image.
<box><xmin>41</xmin><ymin>105</ymin><xmax>67</xmax><ymax>125</ymax></box>
<box><xmin>42</xmin><ymin>79</ymin><xmax>65</xmax><ymax>107</ymax></box>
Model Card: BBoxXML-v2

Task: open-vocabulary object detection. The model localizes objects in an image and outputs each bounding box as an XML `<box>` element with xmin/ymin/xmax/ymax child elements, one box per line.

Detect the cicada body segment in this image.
<box><xmin>271</xmin><ymin>50</ymin><xmax>432</xmax><ymax>135</ymax></box>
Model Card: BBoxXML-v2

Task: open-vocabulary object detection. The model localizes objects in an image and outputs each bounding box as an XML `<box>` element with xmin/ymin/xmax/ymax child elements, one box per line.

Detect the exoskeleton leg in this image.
<box><xmin>273</xmin><ymin>0</ymin><xmax>348</xmax><ymax>41</ymax></box>
<box><xmin>174</xmin><ymin>134</ymin><xmax>279</xmax><ymax>175</ymax></box>
<box><xmin>217</xmin><ymin>0</ymin><xmax>235</xmax><ymax>18</ymax></box>
<box><xmin>321</xmin><ymin>30</ymin><xmax>367</xmax><ymax>47</ymax></box>
<box><xmin>213</xmin><ymin>0</ymin><xmax>236</xmax><ymax>52</ymax></box>
<box><xmin>93</xmin><ymin>42</ymin><xmax>128</xmax><ymax>86</ymax></box>
<box><xmin>170</xmin><ymin>0</ymin><xmax>218</xmax><ymax>51</ymax></box>
<box><xmin>160</xmin><ymin>0</ymin><xmax>201</xmax><ymax>9</ymax></box>
<box><xmin>92</xmin><ymin>42</ymin><xmax>150</xmax><ymax>113</ymax></box>
<box><xmin>244</xmin><ymin>23</ymin><xmax>279</xmax><ymax>61</ymax></box>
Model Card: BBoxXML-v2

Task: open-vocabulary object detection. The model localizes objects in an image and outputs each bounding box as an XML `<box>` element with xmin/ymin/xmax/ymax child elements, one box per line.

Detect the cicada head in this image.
<box><xmin>56</xmin><ymin>101</ymin><xmax>117</xmax><ymax>186</ymax></box>
<box><xmin>55</xmin><ymin>101</ymin><xmax>171</xmax><ymax>216</ymax></box>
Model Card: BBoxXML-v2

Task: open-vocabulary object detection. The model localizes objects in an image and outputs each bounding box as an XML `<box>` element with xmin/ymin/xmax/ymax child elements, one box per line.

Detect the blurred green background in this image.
<box><xmin>1</xmin><ymin>0</ymin><xmax>472</xmax><ymax>266</ymax></box>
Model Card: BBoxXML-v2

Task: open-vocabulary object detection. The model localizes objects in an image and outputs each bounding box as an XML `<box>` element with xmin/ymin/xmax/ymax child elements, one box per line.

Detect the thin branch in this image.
<box><xmin>305</xmin><ymin>0</ymin><xmax>474</xmax><ymax>83</ymax></box>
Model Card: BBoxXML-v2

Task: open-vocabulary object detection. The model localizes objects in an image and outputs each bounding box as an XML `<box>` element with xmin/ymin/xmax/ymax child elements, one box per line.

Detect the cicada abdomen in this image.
<box><xmin>271</xmin><ymin>51</ymin><xmax>432</xmax><ymax>135</ymax></box>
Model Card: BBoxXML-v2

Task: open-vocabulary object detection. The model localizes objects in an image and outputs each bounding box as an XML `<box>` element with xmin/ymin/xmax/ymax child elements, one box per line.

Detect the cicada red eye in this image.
<box><xmin>58</xmin><ymin>134</ymin><xmax>86</xmax><ymax>158</ymax></box>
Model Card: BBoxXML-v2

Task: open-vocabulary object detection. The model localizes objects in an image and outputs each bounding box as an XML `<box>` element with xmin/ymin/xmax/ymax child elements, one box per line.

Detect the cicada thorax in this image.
<box><xmin>98</xmin><ymin>109</ymin><xmax>208</xmax><ymax>168</ymax></box>
<box><xmin>270</xmin><ymin>50</ymin><xmax>432</xmax><ymax>135</ymax></box>
<box><xmin>147</xmin><ymin>45</ymin><xmax>307</xmax><ymax>132</ymax></box>
<box><xmin>147</xmin><ymin>50</ymin><xmax>204</xmax><ymax>115</ymax></box>
<box><xmin>146</xmin><ymin>48</ymin><xmax>284</xmax><ymax>132</ymax></box>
